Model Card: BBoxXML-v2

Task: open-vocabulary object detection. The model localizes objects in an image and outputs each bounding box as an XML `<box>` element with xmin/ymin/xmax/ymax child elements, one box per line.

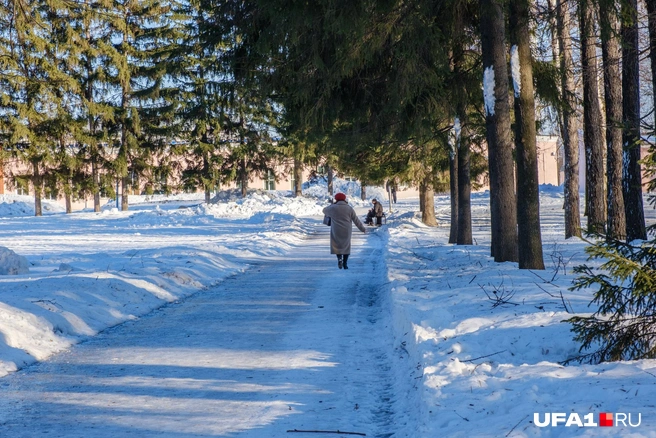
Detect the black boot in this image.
<box><xmin>337</xmin><ymin>255</ymin><xmax>343</xmax><ymax>269</ymax></box>
<box><xmin>343</xmin><ymin>255</ymin><xmax>349</xmax><ymax>269</ymax></box>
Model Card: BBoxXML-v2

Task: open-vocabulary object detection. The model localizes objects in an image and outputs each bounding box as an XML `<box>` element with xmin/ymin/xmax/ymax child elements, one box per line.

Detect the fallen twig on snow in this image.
<box><xmin>461</xmin><ymin>350</ymin><xmax>507</xmax><ymax>363</ymax></box>
<box><xmin>506</xmin><ymin>414</ymin><xmax>529</xmax><ymax>437</ymax></box>
<box><xmin>287</xmin><ymin>429</ymin><xmax>366</xmax><ymax>436</ymax></box>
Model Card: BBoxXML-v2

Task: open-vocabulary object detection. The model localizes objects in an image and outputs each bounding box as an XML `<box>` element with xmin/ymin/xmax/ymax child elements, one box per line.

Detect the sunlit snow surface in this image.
<box><xmin>0</xmin><ymin>184</ymin><xmax>655</xmax><ymax>437</ymax></box>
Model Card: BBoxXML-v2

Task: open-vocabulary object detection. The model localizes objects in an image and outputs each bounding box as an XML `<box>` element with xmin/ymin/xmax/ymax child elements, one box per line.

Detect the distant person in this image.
<box><xmin>365</xmin><ymin>198</ymin><xmax>384</xmax><ymax>226</ymax></box>
<box><xmin>386</xmin><ymin>181</ymin><xmax>397</xmax><ymax>204</ymax></box>
<box><xmin>322</xmin><ymin>193</ymin><xmax>366</xmax><ymax>269</ymax></box>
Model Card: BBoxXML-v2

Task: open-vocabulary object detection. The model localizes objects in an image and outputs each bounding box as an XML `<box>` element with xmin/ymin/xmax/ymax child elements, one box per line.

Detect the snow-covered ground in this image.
<box><xmin>0</xmin><ymin>181</ymin><xmax>655</xmax><ymax>437</ymax></box>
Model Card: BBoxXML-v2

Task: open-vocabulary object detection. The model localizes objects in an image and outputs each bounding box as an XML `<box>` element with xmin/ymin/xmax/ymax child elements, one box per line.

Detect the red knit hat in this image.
<box><xmin>335</xmin><ymin>193</ymin><xmax>346</xmax><ymax>201</ymax></box>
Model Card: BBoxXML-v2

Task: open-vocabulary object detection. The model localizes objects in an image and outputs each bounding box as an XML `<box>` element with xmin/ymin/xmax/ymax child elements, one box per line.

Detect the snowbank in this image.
<box><xmin>0</xmin><ymin>195</ymin><xmax>314</xmax><ymax>377</ymax></box>
<box><xmin>207</xmin><ymin>189</ymin><xmax>327</xmax><ymax>218</ymax></box>
<box><xmin>302</xmin><ymin>176</ymin><xmax>389</xmax><ymax>207</ymax></box>
<box><xmin>0</xmin><ymin>194</ymin><xmax>65</xmax><ymax>217</ymax></box>
<box><xmin>384</xmin><ymin>188</ymin><xmax>656</xmax><ymax>436</ymax></box>
<box><xmin>0</xmin><ymin>247</ymin><xmax>29</xmax><ymax>275</ymax></box>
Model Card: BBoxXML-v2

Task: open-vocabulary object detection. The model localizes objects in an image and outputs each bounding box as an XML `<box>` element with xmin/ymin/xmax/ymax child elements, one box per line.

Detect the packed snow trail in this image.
<box><xmin>0</xmin><ymin>225</ymin><xmax>401</xmax><ymax>437</ymax></box>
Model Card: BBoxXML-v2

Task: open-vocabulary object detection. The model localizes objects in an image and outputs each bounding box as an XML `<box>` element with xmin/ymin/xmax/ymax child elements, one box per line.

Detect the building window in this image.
<box><xmin>44</xmin><ymin>188</ymin><xmax>58</xmax><ymax>200</ymax></box>
<box><xmin>16</xmin><ymin>185</ymin><xmax>28</xmax><ymax>196</ymax></box>
<box><xmin>265</xmin><ymin>170</ymin><xmax>276</xmax><ymax>190</ymax></box>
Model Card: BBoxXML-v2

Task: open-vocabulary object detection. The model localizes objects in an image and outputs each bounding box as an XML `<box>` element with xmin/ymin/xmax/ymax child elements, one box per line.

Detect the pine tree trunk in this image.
<box><xmin>92</xmin><ymin>161</ymin><xmax>100</xmax><ymax>213</ymax></box>
<box><xmin>556</xmin><ymin>0</ymin><xmax>581</xmax><ymax>238</ymax></box>
<box><xmin>33</xmin><ymin>162</ymin><xmax>42</xmax><ymax>217</ymax></box>
<box><xmin>449</xmin><ymin>142</ymin><xmax>458</xmax><ymax>244</ymax></box>
<box><xmin>241</xmin><ymin>158</ymin><xmax>248</xmax><ymax>198</ymax></box>
<box><xmin>648</xmin><ymin>0</ymin><xmax>656</xmax><ymax>128</ymax></box>
<box><xmin>203</xmin><ymin>150</ymin><xmax>212</xmax><ymax>204</ymax></box>
<box><xmin>419</xmin><ymin>181</ymin><xmax>426</xmax><ymax>213</ymax></box>
<box><xmin>549</xmin><ymin>0</ymin><xmax>567</xmax><ymax>154</ymax></box>
<box><xmin>510</xmin><ymin>0</ymin><xmax>545</xmax><ymax>269</ymax></box>
<box><xmin>480</xmin><ymin>0</ymin><xmax>518</xmax><ymax>262</ymax></box>
<box><xmin>600</xmin><ymin>0</ymin><xmax>626</xmax><ymax>240</ymax></box>
<box><xmin>120</xmin><ymin>22</ymin><xmax>131</xmax><ymax>213</ymax></box>
<box><xmin>121</xmin><ymin>177</ymin><xmax>129</xmax><ymax>211</ymax></box>
<box><xmin>85</xmin><ymin>54</ymin><xmax>101</xmax><ymax>214</ymax></box>
<box><xmin>361</xmin><ymin>182</ymin><xmax>367</xmax><ymax>201</ymax></box>
<box><xmin>65</xmin><ymin>177</ymin><xmax>72</xmax><ymax>214</ymax></box>
<box><xmin>580</xmin><ymin>0</ymin><xmax>606</xmax><ymax>233</ymax></box>
<box><xmin>294</xmin><ymin>156</ymin><xmax>303</xmax><ymax>197</ymax></box>
<box><xmin>327</xmin><ymin>165</ymin><xmax>334</xmax><ymax>196</ymax></box>
<box><xmin>457</xmin><ymin>121</ymin><xmax>473</xmax><ymax>245</ymax></box>
<box><xmin>622</xmin><ymin>0</ymin><xmax>646</xmax><ymax>241</ymax></box>
<box><xmin>452</xmin><ymin>5</ymin><xmax>473</xmax><ymax>246</ymax></box>
<box><xmin>421</xmin><ymin>175</ymin><xmax>438</xmax><ymax>227</ymax></box>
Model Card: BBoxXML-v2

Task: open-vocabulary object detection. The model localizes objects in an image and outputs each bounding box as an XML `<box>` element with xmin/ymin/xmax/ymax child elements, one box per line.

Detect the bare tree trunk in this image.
<box><xmin>622</xmin><ymin>0</ymin><xmax>646</xmax><ymax>240</ymax></box>
<box><xmin>327</xmin><ymin>165</ymin><xmax>334</xmax><ymax>196</ymax></box>
<box><xmin>419</xmin><ymin>181</ymin><xmax>426</xmax><ymax>213</ymax></box>
<box><xmin>548</xmin><ymin>0</ymin><xmax>567</xmax><ymax>151</ymax></box>
<box><xmin>449</xmin><ymin>142</ymin><xmax>458</xmax><ymax>244</ymax></box>
<box><xmin>64</xmin><ymin>176</ymin><xmax>72</xmax><ymax>214</ymax></box>
<box><xmin>580</xmin><ymin>0</ymin><xmax>606</xmax><ymax>233</ymax></box>
<box><xmin>421</xmin><ymin>175</ymin><xmax>438</xmax><ymax>227</ymax></box>
<box><xmin>556</xmin><ymin>0</ymin><xmax>581</xmax><ymax>238</ymax></box>
<box><xmin>361</xmin><ymin>182</ymin><xmax>367</xmax><ymax>201</ymax></box>
<box><xmin>293</xmin><ymin>156</ymin><xmax>303</xmax><ymax>197</ymax></box>
<box><xmin>452</xmin><ymin>4</ymin><xmax>472</xmax><ymax>246</ymax></box>
<box><xmin>65</xmin><ymin>191</ymin><xmax>72</xmax><ymax>214</ymax></box>
<box><xmin>457</xmin><ymin>119</ymin><xmax>473</xmax><ymax>245</ymax></box>
<box><xmin>203</xmin><ymin>151</ymin><xmax>212</xmax><ymax>204</ymax></box>
<box><xmin>121</xmin><ymin>177</ymin><xmax>129</xmax><ymax>211</ymax></box>
<box><xmin>600</xmin><ymin>0</ymin><xmax>625</xmax><ymax>240</ymax></box>
<box><xmin>241</xmin><ymin>158</ymin><xmax>248</xmax><ymax>198</ymax></box>
<box><xmin>33</xmin><ymin>162</ymin><xmax>42</xmax><ymax>217</ymax></box>
<box><xmin>480</xmin><ymin>0</ymin><xmax>518</xmax><ymax>262</ymax></box>
<box><xmin>92</xmin><ymin>161</ymin><xmax>100</xmax><ymax>213</ymax></box>
<box><xmin>510</xmin><ymin>0</ymin><xmax>545</xmax><ymax>269</ymax></box>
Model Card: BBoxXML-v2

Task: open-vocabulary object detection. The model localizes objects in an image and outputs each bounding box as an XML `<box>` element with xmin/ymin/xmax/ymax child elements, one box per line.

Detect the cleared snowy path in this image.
<box><xmin>0</xmin><ymin>225</ymin><xmax>400</xmax><ymax>437</ymax></box>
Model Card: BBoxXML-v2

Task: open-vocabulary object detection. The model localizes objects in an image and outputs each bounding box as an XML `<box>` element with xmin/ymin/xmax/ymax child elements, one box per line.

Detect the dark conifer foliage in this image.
<box><xmin>568</xmin><ymin>232</ymin><xmax>656</xmax><ymax>363</ymax></box>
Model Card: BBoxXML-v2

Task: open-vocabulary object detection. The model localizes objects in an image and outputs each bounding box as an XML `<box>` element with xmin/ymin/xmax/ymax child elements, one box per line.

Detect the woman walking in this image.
<box><xmin>323</xmin><ymin>193</ymin><xmax>367</xmax><ymax>269</ymax></box>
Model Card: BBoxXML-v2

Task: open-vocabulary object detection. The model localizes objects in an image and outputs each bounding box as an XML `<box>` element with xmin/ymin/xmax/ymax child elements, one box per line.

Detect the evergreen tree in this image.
<box><xmin>555</xmin><ymin>0</ymin><xmax>581</xmax><ymax>239</ymax></box>
<box><xmin>449</xmin><ymin>125</ymin><xmax>459</xmax><ymax>243</ymax></box>
<box><xmin>579</xmin><ymin>0</ymin><xmax>606</xmax><ymax>234</ymax></box>
<box><xmin>567</xmin><ymin>232</ymin><xmax>656</xmax><ymax>363</ymax></box>
<box><xmin>622</xmin><ymin>0</ymin><xmax>646</xmax><ymax>241</ymax></box>
<box><xmin>0</xmin><ymin>0</ymin><xmax>67</xmax><ymax>216</ymax></box>
<box><xmin>600</xmin><ymin>0</ymin><xmax>626</xmax><ymax>241</ymax></box>
<box><xmin>510</xmin><ymin>0</ymin><xmax>545</xmax><ymax>269</ymax></box>
<box><xmin>59</xmin><ymin>0</ymin><xmax>115</xmax><ymax>212</ymax></box>
<box><xmin>449</xmin><ymin>0</ymin><xmax>478</xmax><ymax>246</ymax></box>
<box><xmin>105</xmin><ymin>0</ymin><xmax>176</xmax><ymax>210</ymax></box>
<box><xmin>163</xmin><ymin>0</ymin><xmax>226</xmax><ymax>202</ymax></box>
<box><xmin>480</xmin><ymin>0</ymin><xmax>518</xmax><ymax>262</ymax></box>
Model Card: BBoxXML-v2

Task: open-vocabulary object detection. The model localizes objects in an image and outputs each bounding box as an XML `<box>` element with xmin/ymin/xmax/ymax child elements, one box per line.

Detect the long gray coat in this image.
<box><xmin>323</xmin><ymin>200</ymin><xmax>366</xmax><ymax>254</ymax></box>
